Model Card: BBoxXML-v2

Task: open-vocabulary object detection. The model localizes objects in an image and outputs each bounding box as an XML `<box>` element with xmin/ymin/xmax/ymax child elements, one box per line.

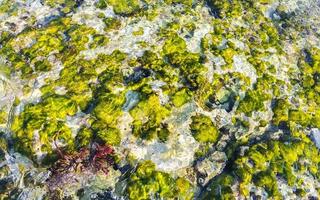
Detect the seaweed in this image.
<box><xmin>50</xmin><ymin>143</ymin><xmax>114</xmax><ymax>177</ymax></box>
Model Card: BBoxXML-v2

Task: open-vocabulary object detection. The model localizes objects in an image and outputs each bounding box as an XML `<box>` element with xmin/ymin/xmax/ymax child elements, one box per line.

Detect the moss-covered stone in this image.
<box><xmin>130</xmin><ymin>94</ymin><xmax>170</xmax><ymax>140</ymax></box>
<box><xmin>11</xmin><ymin>95</ymin><xmax>77</xmax><ymax>161</ymax></box>
<box><xmin>203</xmin><ymin>136</ymin><xmax>320</xmax><ymax>199</ymax></box>
<box><xmin>190</xmin><ymin>114</ymin><xmax>219</xmax><ymax>143</ymax></box>
<box><xmin>272</xmin><ymin>98</ymin><xmax>290</xmax><ymax>126</ymax></box>
<box><xmin>127</xmin><ymin>160</ymin><xmax>194</xmax><ymax>200</ymax></box>
<box><xmin>171</xmin><ymin>88</ymin><xmax>192</xmax><ymax>107</ymax></box>
<box><xmin>103</xmin><ymin>17</ymin><xmax>122</xmax><ymax>31</ymax></box>
<box><xmin>96</xmin><ymin>127</ymin><xmax>121</xmax><ymax>146</ymax></box>
<box><xmin>93</xmin><ymin>93</ymin><xmax>126</xmax><ymax>126</ymax></box>
<box><xmin>107</xmin><ymin>0</ymin><xmax>140</xmax><ymax>16</ymax></box>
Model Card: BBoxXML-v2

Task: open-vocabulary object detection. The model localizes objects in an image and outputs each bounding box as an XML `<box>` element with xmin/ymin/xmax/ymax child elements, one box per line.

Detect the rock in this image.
<box><xmin>196</xmin><ymin>151</ymin><xmax>227</xmax><ymax>186</ymax></box>
<box><xmin>310</xmin><ymin>129</ymin><xmax>320</xmax><ymax>149</ymax></box>
<box><xmin>208</xmin><ymin>88</ymin><xmax>236</xmax><ymax>112</ymax></box>
<box><xmin>0</xmin><ymin>177</ymin><xmax>15</xmax><ymax>193</ymax></box>
<box><xmin>124</xmin><ymin>67</ymin><xmax>151</xmax><ymax>84</ymax></box>
<box><xmin>122</xmin><ymin>91</ymin><xmax>139</xmax><ymax>112</ymax></box>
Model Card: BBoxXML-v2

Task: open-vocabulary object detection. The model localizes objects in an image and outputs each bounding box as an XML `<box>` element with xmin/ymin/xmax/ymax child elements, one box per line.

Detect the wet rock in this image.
<box><xmin>205</xmin><ymin>0</ymin><xmax>221</xmax><ymax>18</ymax></box>
<box><xmin>0</xmin><ymin>177</ymin><xmax>15</xmax><ymax>194</ymax></box>
<box><xmin>4</xmin><ymin>22</ymin><xmax>17</xmax><ymax>32</ymax></box>
<box><xmin>92</xmin><ymin>188</ymin><xmax>117</xmax><ymax>200</ymax></box>
<box><xmin>310</xmin><ymin>129</ymin><xmax>320</xmax><ymax>149</ymax></box>
<box><xmin>122</xmin><ymin>91</ymin><xmax>139</xmax><ymax>112</ymax></box>
<box><xmin>23</xmin><ymin>169</ymin><xmax>50</xmax><ymax>187</ymax></box>
<box><xmin>0</xmin><ymin>136</ymin><xmax>8</xmax><ymax>155</ymax></box>
<box><xmin>124</xmin><ymin>67</ymin><xmax>151</xmax><ymax>84</ymax></box>
<box><xmin>207</xmin><ymin>88</ymin><xmax>236</xmax><ymax>112</ymax></box>
<box><xmin>195</xmin><ymin>151</ymin><xmax>227</xmax><ymax>186</ymax></box>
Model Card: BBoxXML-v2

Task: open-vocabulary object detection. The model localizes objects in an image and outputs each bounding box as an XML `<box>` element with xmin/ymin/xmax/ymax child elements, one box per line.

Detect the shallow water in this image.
<box><xmin>1</xmin><ymin>0</ymin><xmax>320</xmax><ymax>199</ymax></box>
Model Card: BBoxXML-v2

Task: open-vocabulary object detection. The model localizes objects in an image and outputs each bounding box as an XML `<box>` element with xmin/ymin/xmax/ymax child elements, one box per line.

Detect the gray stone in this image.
<box><xmin>196</xmin><ymin>151</ymin><xmax>227</xmax><ymax>186</ymax></box>
<box><xmin>122</xmin><ymin>91</ymin><xmax>139</xmax><ymax>112</ymax></box>
<box><xmin>311</xmin><ymin>129</ymin><xmax>320</xmax><ymax>149</ymax></box>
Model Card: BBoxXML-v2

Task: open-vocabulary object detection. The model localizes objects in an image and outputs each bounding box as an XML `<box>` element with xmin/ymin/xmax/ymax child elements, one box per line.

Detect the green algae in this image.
<box><xmin>272</xmin><ymin>98</ymin><xmax>290</xmax><ymax>126</ymax></box>
<box><xmin>203</xmin><ymin>136</ymin><xmax>320</xmax><ymax>199</ymax></box>
<box><xmin>237</xmin><ymin>89</ymin><xmax>270</xmax><ymax>116</ymax></box>
<box><xmin>236</xmin><ymin>73</ymin><xmax>285</xmax><ymax>116</ymax></box>
<box><xmin>75</xmin><ymin>127</ymin><xmax>93</xmax><ymax>149</ymax></box>
<box><xmin>171</xmin><ymin>88</ymin><xmax>192</xmax><ymax>107</ymax></box>
<box><xmin>190</xmin><ymin>114</ymin><xmax>219</xmax><ymax>143</ymax></box>
<box><xmin>200</xmin><ymin>174</ymin><xmax>235</xmax><ymax>200</ymax></box>
<box><xmin>103</xmin><ymin>17</ymin><xmax>122</xmax><ymax>32</ymax></box>
<box><xmin>130</xmin><ymin>94</ymin><xmax>171</xmax><ymax>140</ymax></box>
<box><xmin>132</xmin><ymin>27</ymin><xmax>144</xmax><ymax>36</ymax></box>
<box><xmin>34</xmin><ymin>59</ymin><xmax>52</xmax><ymax>72</ymax></box>
<box><xmin>201</xmin><ymin>32</ymin><xmax>224</xmax><ymax>51</ymax></box>
<box><xmin>95</xmin><ymin>0</ymin><xmax>108</xmax><ymax>9</ymax></box>
<box><xmin>107</xmin><ymin>0</ymin><xmax>140</xmax><ymax>16</ymax></box>
<box><xmin>162</xmin><ymin>34</ymin><xmax>207</xmax><ymax>90</ymax></box>
<box><xmin>127</xmin><ymin>160</ymin><xmax>194</xmax><ymax>200</ymax></box>
<box><xmin>90</xmin><ymin>34</ymin><xmax>110</xmax><ymax>49</ymax></box>
<box><xmin>1</xmin><ymin>0</ymin><xmax>320</xmax><ymax>198</ymax></box>
<box><xmin>94</xmin><ymin>93</ymin><xmax>126</xmax><ymax>126</ymax></box>
<box><xmin>44</xmin><ymin>0</ymin><xmax>78</xmax><ymax>13</ymax></box>
<box><xmin>0</xmin><ymin>110</ymin><xmax>7</xmax><ymax>124</ymax></box>
<box><xmin>0</xmin><ymin>0</ymin><xmax>18</xmax><ymax>15</ymax></box>
<box><xmin>11</xmin><ymin>95</ymin><xmax>77</xmax><ymax>161</ymax></box>
<box><xmin>138</xmin><ymin>50</ymin><xmax>179</xmax><ymax>86</ymax></box>
<box><xmin>164</xmin><ymin>0</ymin><xmax>193</xmax><ymax>6</ymax></box>
<box><xmin>205</xmin><ymin>0</ymin><xmax>243</xmax><ymax>18</ymax></box>
<box><xmin>96</xmin><ymin>127</ymin><xmax>121</xmax><ymax>146</ymax></box>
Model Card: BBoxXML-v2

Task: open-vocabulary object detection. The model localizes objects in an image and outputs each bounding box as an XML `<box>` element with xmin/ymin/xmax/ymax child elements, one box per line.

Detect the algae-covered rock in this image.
<box><xmin>96</xmin><ymin>127</ymin><xmax>121</xmax><ymax>146</ymax></box>
<box><xmin>208</xmin><ymin>87</ymin><xmax>237</xmax><ymax>112</ymax></box>
<box><xmin>11</xmin><ymin>95</ymin><xmax>77</xmax><ymax>162</ymax></box>
<box><xmin>130</xmin><ymin>94</ymin><xmax>171</xmax><ymax>140</ymax></box>
<box><xmin>272</xmin><ymin>98</ymin><xmax>290</xmax><ymax>126</ymax></box>
<box><xmin>171</xmin><ymin>88</ymin><xmax>192</xmax><ymax>107</ymax></box>
<box><xmin>237</xmin><ymin>89</ymin><xmax>271</xmax><ymax>116</ymax></box>
<box><xmin>127</xmin><ymin>160</ymin><xmax>194</xmax><ymax>200</ymax></box>
<box><xmin>196</xmin><ymin>151</ymin><xmax>227</xmax><ymax>186</ymax></box>
<box><xmin>107</xmin><ymin>0</ymin><xmax>140</xmax><ymax>16</ymax></box>
<box><xmin>1</xmin><ymin>0</ymin><xmax>320</xmax><ymax>199</ymax></box>
<box><xmin>190</xmin><ymin>114</ymin><xmax>219</xmax><ymax>144</ymax></box>
<box><xmin>202</xmin><ymin>136</ymin><xmax>320</xmax><ymax>199</ymax></box>
<box><xmin>93</xmin><ymin>93</ymin><xmax>126</xmax><ymax>126</ymax></box>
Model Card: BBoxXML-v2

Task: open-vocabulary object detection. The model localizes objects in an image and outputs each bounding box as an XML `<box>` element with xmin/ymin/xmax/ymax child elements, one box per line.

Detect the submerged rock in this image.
<box><xmin>311</xmin><ymin>129</ymin><xmax>320</xmax><ymax>149</ymax></box>
<box><xmin>207</xmin><ymin>87</ymin><xmax>237</xmax><ymax>112</ymax></box>
<box><xmin>196</xmin><ymin>151</ymin><xmax>227</xmax><ymax>186</ymax></box>
<box><xmin>0</xmin><ymin>0</ymin><xmax>320</xmax><ymax>199</ymax></box>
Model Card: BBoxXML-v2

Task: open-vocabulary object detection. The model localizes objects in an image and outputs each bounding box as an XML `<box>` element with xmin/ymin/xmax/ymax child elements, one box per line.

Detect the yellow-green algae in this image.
<box><xmin>201</xmin><ymin>134</ymin><xmax>320</xmax><ymax>199</ymax></box>
<box><xmin>127</xmin><ymin>160</ymin><xmax>194</xmax><ymax>200</ymax></box>
<box><xmin>0</xmin><ymin>0</ymin><xmax>320</xmax><ymax>199</ymax></box>
<box><xmin>11</xmin><ymin>95</ymin><xmax>77</xmax><ymax>163</ymax></box>
<box><xmin>190</xmin><ymin>114</ymin><xmax>219</xmax><ymax>143</ymax></box>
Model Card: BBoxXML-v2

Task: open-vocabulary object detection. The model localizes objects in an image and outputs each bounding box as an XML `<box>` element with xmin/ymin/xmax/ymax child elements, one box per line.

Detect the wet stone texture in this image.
<box><xmin>0</xmin><ymin>0</ymin><xmax>320</xmax><ymax>199</ymax></box>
